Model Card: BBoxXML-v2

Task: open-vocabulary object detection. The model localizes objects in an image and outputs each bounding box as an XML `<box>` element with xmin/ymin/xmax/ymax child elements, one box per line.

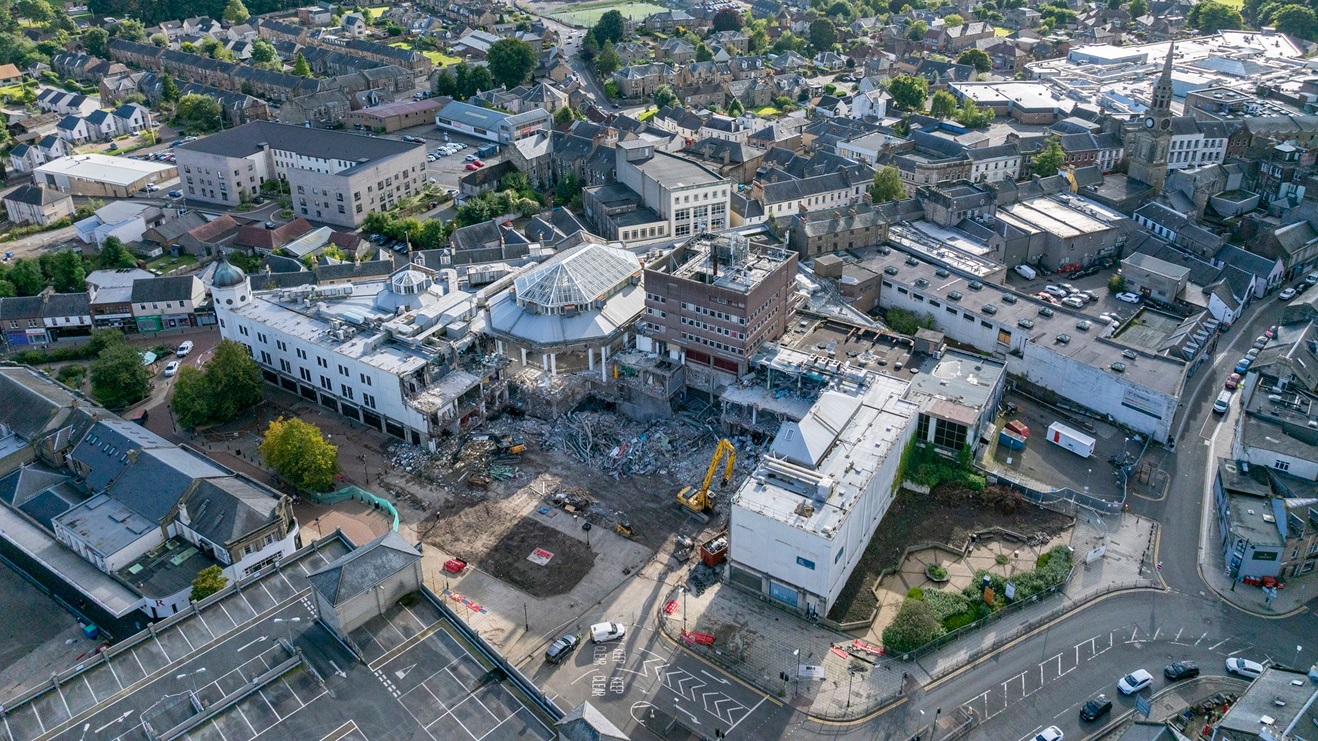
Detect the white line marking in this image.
<box><xmin>726</xmin><ymin>695</ymin><xmax>768</xmax><ymax>733</ymax></box>
<box><xmin>1174</xmin><ymin>628</ymin><xmax>1183</xmax><ymax>642</ymax></box>
<box><xmin>1210</xmin><ymin>639</ymin><xmax>1229</xmax><ymax>651</ymax></box>
<box><xmin>1196</xmin><ymin>632</ymin><xmax>1208</xmax><ymax>646</ymax></box>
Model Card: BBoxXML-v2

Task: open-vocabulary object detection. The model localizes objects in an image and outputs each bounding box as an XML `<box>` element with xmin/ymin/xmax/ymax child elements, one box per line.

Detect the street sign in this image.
<box><xmin>1005</xmin><ymin>582</ymin><xmax>1016</xmax><ymax>600</ymax></box>
<box><xmin>1135</xmin><ymin>695</ymin><xmax>1152</xmax><ymax>717</ymax></box>
<box><xmin>798</xmin><ymin>664</ymin><xmax>826</xmax><ymax>679</ymax></box>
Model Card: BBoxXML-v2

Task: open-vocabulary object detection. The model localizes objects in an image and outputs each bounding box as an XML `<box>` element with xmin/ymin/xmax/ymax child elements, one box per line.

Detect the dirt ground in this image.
<box><xmin>481</xmin><ymin>519</ymin><xmax>598</xmax><ymax>598</ymax></box>
<box><xmin>828</xmin><ymin>484</ymin><xmax>1074</xmax><ymax>624</ymax></box>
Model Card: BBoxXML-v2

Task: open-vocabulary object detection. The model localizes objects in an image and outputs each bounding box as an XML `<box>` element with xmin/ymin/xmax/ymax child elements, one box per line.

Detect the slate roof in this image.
<box><xmin>130</xmin><ymin>276</ymin><xmax>198</xmax><ymax>304</ymax></box>
<box><xmin>4</xmin><ymin>183</ymin><xmax>68</xmax><ymax>206</ymax></box>
<box><xmin>0</xmin><ymin>366</ymin><xmax>81</xmax><ymax>441</ymax></box>
<box><xmin>306</xmin><ymin>530</ymin><xmax>420</xmax><ymax>606</ymax></box>
<box><xmin>183</xmin><ymin>476</ymin><xmax>281</xmax><ymax>546</ymax></box>
<box><xmin>762</xmin><ymin>171</ymin><xmax>855</xmax><ymax>205</ymax></box>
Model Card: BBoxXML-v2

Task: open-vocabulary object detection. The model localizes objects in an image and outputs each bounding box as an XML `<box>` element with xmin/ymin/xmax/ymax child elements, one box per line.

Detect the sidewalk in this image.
<box><xmin>659</xmin><ymin>512</ymin><xmax>1159</xmax><ymax>721</ymax></box>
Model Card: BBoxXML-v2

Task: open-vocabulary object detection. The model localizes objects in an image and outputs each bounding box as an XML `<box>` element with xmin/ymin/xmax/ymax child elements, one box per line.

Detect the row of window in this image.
<box><xmin>680</xmin><ymin>316</ymin><xmax>745</xmax><ymax>339</ymax></box>
<box><xmin>681</xmin><ymin>302</ymin><xmax>744</xmax><ymax>325</ymax></box>
<box><xmin>681</xmin><ymin>331</ymin><xmax>742</xmax><ymax>355</ymax></box>
<box><xmin>252</xmin><ymin>343</ymin><xmax>378</xmax><ymax>409</ymax></box>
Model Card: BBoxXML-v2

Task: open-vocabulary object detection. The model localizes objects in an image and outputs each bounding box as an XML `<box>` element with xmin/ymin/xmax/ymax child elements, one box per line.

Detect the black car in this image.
<box><xmin>1164</xmin><ymin>661</ymin><xmax>1200</xmax><ymax>681</ymax></box>
<box><xmin>545</xmin><ymin>633</ymin><xmax>580</xmax><ymax>664</ymax></box>
<box><xmin>1080</xmin><ymin>694</ymin><xmax>1113</xmax><ymax>722</ymax></box>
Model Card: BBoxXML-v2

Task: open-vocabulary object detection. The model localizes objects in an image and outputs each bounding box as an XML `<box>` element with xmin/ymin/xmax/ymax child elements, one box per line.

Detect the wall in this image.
<box><xmin>334</xmin><ymin>558</ymin><xmax>422</xmax><ymax>635</ymax></box>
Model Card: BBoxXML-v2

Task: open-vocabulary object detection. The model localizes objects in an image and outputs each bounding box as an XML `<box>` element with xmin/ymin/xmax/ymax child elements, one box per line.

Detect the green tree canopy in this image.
<box><xmin>712</xmin><ymin>7</ymin><xmax>744</xmax><ymax>31</ymax></box>
<box><xmin>90</xmin><ymin>339</ymin><xmax>149</xmax><ymax>409</ymax></box>
<box><xmin>887</xmin><ymin>74</ymin><xmax>928</xmax><ymax>111</ymax></box>
<box><xmin>943</xmin><ymin>12</ymin><xmax>964</xmax><ymax>25</ymax></box>
<box><xmin>45</xmin><ymin>249</ymin><xmax>85</xmax><ymax>293</ymax></box>
<box><xmin>259</xmin><ymin>417</ymin><xmax>339</xmax><ymax>492</ymax></box>
<box><xmin>171</xmin><ymin>339</ymin><xmax>264</xmax><ymax>428</ymax></box>
<box><xmin>1128</xmin><ymin>0</ymin><xmax>1148</xmax><ymax>15</ymax></box>
<box><xmin>176</xmin><ymin>93</ymin><xmax>222</xmax><ymax>131</ymax></box>
<box><xmin>98</xmin><ymin>236</ymin><xmax>138</xmax><ymax>269</ymax></box>
<box><xmin>595</xmin><ymin>40</ymin><xmax>621</xmax><ymax>75</ymax></box>
<box><xmin>954</xmin><ymin>98</ymin><xmax>993</xmax><ymax>127</ymax></box>
<box><xmin>930</xmin><ymin>89</ymin><xmax>957</xmax><ymax>118</ymax></box>
<box><xmin>6</xmin><ymin>258</ymin><xmax>45</xmax><ymax>296</ymax></box>
<box><xmin>580</xmin><ymin>29</ymin><xmax>599</xmax><ymax>61</ymax></box>
<box><xmin>1032</xmin><ymin>134</ymin><xmax>1065</xmax><ymax>177</ymax></box>
<box><xmin>727</xmin><ymin>97</ymin><xmax>744</xmax><ymax>116</ymax></box>
<box><xmin>907</xmin><ymin>19</ymin><xmax>929</xmax><ymax>40</ymax></box>
<box><xmin>809</xmin><ymin>18</ymin><xmax>838</xmax><ymax>51</ymax></box>
<box><xmin>592</xmin><ymin>9</ymin><xmax>626</xmax><ymax>44</ymax></box>
<box><xmin>1272</xmin><ymin>4</ymin><xmax>1318</xmax><ymax>38</ymax></box>
<box><xmin>957</xmin><ymin>48</ymin><xmax>991</xmax><ymax>72</ymax></box>
<box><xmin>881</xmin><ymin>596</ymin><xmax>945</xmax><ymax>653</ymax></box>
<box><xmin>487</xmin><ymin>38</ymin><xmax>537</xmax><ymax>88</ymax></box>
<box><xmin>870</xmin><ymin>165</ymin><xmax>905</xmax><ymax>202</ymax></box>
<box><xmin>653</xmin><ymin>84</ymin><xmax>678</xmax><ymax>108</ymax></box>
<box><xmin>190</xmin><ymin>565</ymin><xmax>228</xmax><ymax>602</ymax></box>
<box><xmin>82</xmin><ymin>26</ymin><xmax>109</xmax><ymax>57</ymax></box>
<box><xmin>696</xmin><ymin>42</ymin><xmax>714</xmax><ymax>61</ymax></box>
<box><xmin>292</xmin><ymin>51</ymin><xmax>312</xmax><ymax>77</ymax></box>
<box><xmin>250</xmin><ymin>38</ymin><xmax>278</xmax><ymax>66</ymax></box>
<box><xmin>1187</xmin><ymin>0</ymin><xmax>1244</xmax><ymax>31</ymax></box>
<box><xmin>222</xmin><ymin>0</ymin><xmax>249</xmax><ymax>24</ymax></box>
<box><xmin>111</xmin><ymin>18</ymin><xmax>146</xmax><ymax>41</ymax></box>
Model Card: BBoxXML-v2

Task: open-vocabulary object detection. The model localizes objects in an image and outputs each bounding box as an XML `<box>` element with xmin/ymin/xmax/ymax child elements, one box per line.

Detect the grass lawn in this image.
<box><xmin>550</xmin><ymin>0</ymin><xmax>667</xmax><ymax>26</ymax></box>
<box><xmin>143</xmin><ymin>254</ymin><xmax>198</xmax><ymax>273</ymax></box>
<box><xmin>1216</xmin><ymin>0</ymin><xmax>1243</xmax><ymax>8</ymax></box>
<box><xmin>755</xmin><ymin>106</ymin><xmax>781</xmax><ymax>116</ymax></box>
<box><xmin>390</xmin><ymin>42</ymin><xmax>462</xmax><ymax>66</ymax></box>
<box><xmin>0</xmin><ymin>84</ymin><xmax>24</xmax><ymax>96</ymax></box>
<box><xmin>363</xmin><ymin>5</ymin><xmax>390</xmax><ymax>19</ymax></box>
<box><xmin>994</xmin><ymin>26</ymin><xmax>1012</xmax><ymax>36</ymax></box>
<box><xmin>637</xmin><ymin>108</ymin><xmax>656</xmax><ymax>121</ymax></box>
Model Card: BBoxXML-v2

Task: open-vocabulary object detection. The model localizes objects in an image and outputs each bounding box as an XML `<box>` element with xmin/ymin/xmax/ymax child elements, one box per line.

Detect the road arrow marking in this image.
<box><xmin>395</xmin><ymin>663</ymin><xmax>416</xmax><ymax>680</ymax></box>
<box><xmin>95</xmin><ymin>710</ymin><xmax>134</xmax><ymax>733</ymax></box>
<box><xmin>699</xmin><ymin>670</ymin><xmax>729</xmax><ymax>685</ymax></box>
<box><xmin>237</xmin><ymin>636</ymin><xmax>267</xmax><ymax>652</ymax></box>
<box><xmin>673</xmin><ymin>702</ymin><xmax>701</xmax><ymax>725</ymax></box>
<box><xmin>329</xmin><ymin>660</ymin><xmax>346</xmax><ymax>678</ymax></box>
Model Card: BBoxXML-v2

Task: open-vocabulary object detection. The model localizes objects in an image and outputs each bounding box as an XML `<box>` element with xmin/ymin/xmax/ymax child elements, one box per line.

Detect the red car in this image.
<box><xmin>465</xmin><ymin>163</ymin><xmax>479</xmax><ymax>171</ymax></box>
<box><xmin>1225</xmin><ymin>373</ymin><xmax>1241</xmax><ymax>390</ymax></box>
<box><xmin>472</xmin><ymin>159</ymin><xmax>484</xmax><ymax>167</ymax></box>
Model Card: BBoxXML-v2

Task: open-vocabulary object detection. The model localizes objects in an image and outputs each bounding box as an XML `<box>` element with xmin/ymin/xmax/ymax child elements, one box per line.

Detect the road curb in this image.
<box><xmin>1193</xmin><ymin>560</ymin><xmax>1309</xmax><ymax>619</ymax></box>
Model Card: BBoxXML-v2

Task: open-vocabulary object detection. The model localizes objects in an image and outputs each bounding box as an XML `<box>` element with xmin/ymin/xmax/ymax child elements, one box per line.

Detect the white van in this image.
<box><xmin>176</xmin><ymin>340</ymin><xmax>194</xmax><ymax>357</ymax></box>
<box><xmin>1015</xmin><ymin>264</ymin><xmax>1037</xmax><ymax>280</ymax></box>
<box><xmin>1212</xmin><ymin>390</ymin><xmax>1232</xmax><ymax>414</ymax></box>
<box><xmin>589</xmin><ymin>622</ymin><xmax>627</xmax><ymax>643</ymax></box>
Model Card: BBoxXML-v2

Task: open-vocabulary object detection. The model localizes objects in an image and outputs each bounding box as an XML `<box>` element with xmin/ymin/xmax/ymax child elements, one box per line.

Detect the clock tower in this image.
<box><xmin>1125</xmin><ymin>42</ymin><xmax>1176</xmax><ymax>193</ymax></box>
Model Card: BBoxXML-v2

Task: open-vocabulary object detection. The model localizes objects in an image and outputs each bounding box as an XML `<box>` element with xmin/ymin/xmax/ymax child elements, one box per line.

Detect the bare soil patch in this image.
<box><xmin>828</xmin><ymin>484</ymin><xmax>1073</xmax><ymax>624</ymax></box>
<box><xmin>481</xmin><ymin>519</ymin><xmax>598</xmax><ymax>598</ymax></box>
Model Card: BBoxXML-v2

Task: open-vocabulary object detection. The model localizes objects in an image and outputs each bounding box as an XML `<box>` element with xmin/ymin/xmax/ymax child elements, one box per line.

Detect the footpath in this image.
<box><xmin>659</xmin><ymin>512</ymin><xmax>1159</xmax><ymax>721</ymax></box>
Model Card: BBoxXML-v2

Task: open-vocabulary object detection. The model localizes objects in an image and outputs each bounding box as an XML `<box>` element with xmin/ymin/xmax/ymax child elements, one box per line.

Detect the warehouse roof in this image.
<box><xmin>34</xmin><ymin>153</ymin><xmax>175</xmax><ymax>186</ymax></box>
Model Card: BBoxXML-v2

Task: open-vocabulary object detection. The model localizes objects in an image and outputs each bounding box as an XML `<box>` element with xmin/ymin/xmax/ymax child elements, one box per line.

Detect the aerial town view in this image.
<box><xmin>1</xmin><ymin>0</ymin><xmax>1318</xmax><ymax>738</ymax></box>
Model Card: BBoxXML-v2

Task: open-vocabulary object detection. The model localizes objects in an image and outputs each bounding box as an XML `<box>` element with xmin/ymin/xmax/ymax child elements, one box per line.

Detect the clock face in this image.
<box><xmin>1160</xmin><ymin>118</ymin><xmax>1171</xmax><ymax>130</ymax></box>
<box><xmin>1145</xmin><ymin>117</ymin><xmax>1156</xmax><ymax>128</ymax></box>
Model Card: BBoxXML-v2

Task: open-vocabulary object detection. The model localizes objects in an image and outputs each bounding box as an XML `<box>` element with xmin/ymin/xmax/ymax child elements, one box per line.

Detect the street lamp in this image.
<box><xmin>274</xmin><ymin>617</ymin><xmax>302</xmax><ymax>646</ymax></box>
<box><xmin>176</xmin><ymin>667</ymin><xmax>207</xmax><ymax>701</ymax></box>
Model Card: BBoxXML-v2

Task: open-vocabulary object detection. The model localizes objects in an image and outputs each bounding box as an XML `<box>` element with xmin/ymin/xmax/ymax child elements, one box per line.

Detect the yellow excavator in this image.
<box><xmin>677</xmin><ymin>438</ymin><xmax>736</xmax><ymax>514</ymax></box>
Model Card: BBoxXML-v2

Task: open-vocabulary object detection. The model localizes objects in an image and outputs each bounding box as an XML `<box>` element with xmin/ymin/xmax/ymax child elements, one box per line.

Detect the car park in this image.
<box><xmin>163</xmin><ymin>361</ymin><xmax>180</xmax><ymax>377</ymax></box>
<box><xmin>589</xmin><ymin>622</ymin><xmax>626</xmax><ymax>643</ymax></box>
<box><xmin>1280</xmin><ymin>287</ymin><xmax>1297</xmax><ymax>300</ymax></box>
<box><xmin>1117</xmin><ymin>669</ymin><xmax>1154</xmax><ymax>695</ymax></box>
<box><xmin>545</xmin><ymin>633</ymin><xmax>580</xmax><ymax>664</ymax></box>
<box><xmin>1115</xmin><ymin>292</ymin><xmax>1142</xmax><ymax>303</ymax></box>
<box><xmin>1225</xmin><ymin>658</ymin><xmax>1264</xmax><ymax>678</ymax></box>
<box><xmin>1164</xmin><ymin>662</ymin><xmax>1200</xmax><ymax>681</ymax></box>
<box><xmin>1079</xmin><ymin>694</ymin><xmax>1112</xmax><ymax>722</ymax></box>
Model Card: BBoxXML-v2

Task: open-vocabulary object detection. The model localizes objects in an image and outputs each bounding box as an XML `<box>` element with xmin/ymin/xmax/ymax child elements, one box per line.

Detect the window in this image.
<box><xmin>299</xmin><ymin>368</ymin><xmax>311</xmax><ymax>381</ymax></box>
<box><xmin>340</xmin><ymin>384</ymin><xmax>354</xmax><ymax>400</ymax></box>
<box><xmin>320</xmin><ymin>375</ymin><xmax>331</xmax><ymax>390</ymax></box>
<box><xmin>363</xmin><ymin>393</ymin><xmax>376</xmax><ymax>409</ymax></box>
<box><xmin>834</xmin><ymin>547</ymin><xmax>845</xmax><ymax>564</ymax></box>
<box><xmin>279</xmin><ymin>359</ymin><xmax>291</xmax><ymax>372</ymax></box>
<box><xmin>1276</xmin><ymin>460</ymin><xmax>1291</xmax><ymax>472</ymax></box>
<box><xmin>276</xmin><ymin>340</ymin><xmax>287</xmax><ymax>351</ymax></box>
<box><xmin>316</xmin><ymin>356</ymin><xmax>327</xmax><ymax>368</ymax></box>
<box><xmin>296</xmin><ymin>348</ymin><xmax>307</xmax><ymax>360</ymax></box>
<box><xmin>796</xmin><ymin>556</ymin><xmax>816</xmax><ymax>570</ymax></box>
<box><xmin>338</xmin><ymin>364</ymin><xmax>349</xmax><ymax>377</ymax></box>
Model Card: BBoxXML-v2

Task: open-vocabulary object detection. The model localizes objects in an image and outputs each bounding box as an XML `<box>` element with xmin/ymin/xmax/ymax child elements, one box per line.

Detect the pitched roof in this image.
<box><xmin>4</xmin><ymin>183</ymin><xmax>69</xmax><ymax>206</ymax></box>
<box><xmin>189</xmin><ymin>213</ymin><xmax>241</xmax><ymax>242</ymax></box>
<box><xmin>183</xmin><ymin>476</ymin><xmax>282</xmax><ymax>546</ymax></box>
<box><xmin>305</xmin><ymin>530</ymin><xmax>420</xmax><ymax>606</ymax></box>
<box><xmin>130</xmin><ymin>276</ymin><xmax>199</xmax><ymax>303</ymax></box>
<box><xmin>234</xmin><ymin>218</ymin><xmax>315</xmax><ymax>251</ymax></box>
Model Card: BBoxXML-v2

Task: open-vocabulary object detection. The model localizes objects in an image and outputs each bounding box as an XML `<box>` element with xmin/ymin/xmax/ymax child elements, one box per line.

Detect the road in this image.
<box><xmin>528</xmin><ymin>291</ymin><xmax>1318</xmax><ymax>740</ymax></box>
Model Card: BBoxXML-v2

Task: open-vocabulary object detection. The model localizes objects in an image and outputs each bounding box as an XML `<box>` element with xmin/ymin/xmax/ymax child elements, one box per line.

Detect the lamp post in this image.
<box><xmin>274</xmin><ymin>617</ymin><xmax>301</xmax><ymax>646</ymax></box>
<box><xmin>176</xmin><ymin>667</ymin><xmax>207</xmax><ymax>701</ymax></box>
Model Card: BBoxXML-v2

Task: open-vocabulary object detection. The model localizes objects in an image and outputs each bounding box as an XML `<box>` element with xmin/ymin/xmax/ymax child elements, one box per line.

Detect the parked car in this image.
<box><xmin>254</xmin><ymin>196</ymin><xmax>265</xmax><ymax>204</ymax></box>
<box><xmin>545</xmin><ymin>633</ymin><xmax>580</xmax><ymax>664</ymax></box>
<box><xmin>589</xmin><ymin>622</ymin><xmax>627</xmax><ymax>643</ymax></box>
<box><xmin>472</xmin><ymin>159</ymin><xmax>484</xmax><ymax>167</ymax></box>
<box><xmin>1235</xmin><ymin>358</ymin><xmax>1252</xmax><ymax>374</ymax></box>
<box><xmin>163</xmin><ymin>361</ymin><xmax>180</xmax><ymax>377</ymax></box>
<box><xmin>167</xmin><ymin>190</ymin><xmax>183</xmax><ymax>198</ymax></box>
<box><xmin>108</xmin><ymin>142</ymin><xmax>119</xmax><ymax>151</ymax></box>
<box><xmin>1115</xmin><ymin>292</ymin><xmax>1142</xmax><ymax>304</ymax></box>
<box><xmin>465</xmin><ymin>163</ymin><xmax>479</xmax><ymax>171</ymax></box>
<box><xmin>1225</xmin><ymin>373</ymin><xmax>1241</xmax><ymax>390</ymax></box>
<box><xmin>176</xmin><ymin>340</ymin><xmax>194</xmax><ymax>357</ymax></box>
<box><xmin>465</xmin><ymin>154</ymin><xmax>477</xmax><ymax>161</ymax></box>
<box><xmin>1279</xmin><ymin>287</ymin><xmax>1297</xmax><ymax>300</ymax></box>
<box><xmin>1306</xmin><ymin>271</ymin><xmax>1318</xmax><ymax>285</ymax></box>
<box><xmin>1034</xmin><ymin>727</ymin><xmax>1063</xmax><ymax>741</ymax></box>
<box><xmin>1117</xmin><ymin>669</ymin><xmax>1154</xmax><ymax>695</ymax></box>
<box><xmin>1061</xmin><ymin>296</ymin><xmax>1086</xmax><ymax>308</ymax></box>
<box><xmin>1079</xmin><ymin>694</ymin><xmax>1112</xmax><ymax>722</ymax></box>
<box><xmin>1225</xmin><ymin>658</ymin><xmax>1264</xmax><ymax>679</ymax></box>
<box><xmin>1043</xmin><ymin>285</ymin><xmax>1068</xmax><ymax>297</ymax></box>
<box><xmin>1164</xmin><ymin>662</ymin><xmax>1199</xmax><ymax>681</ymax></box>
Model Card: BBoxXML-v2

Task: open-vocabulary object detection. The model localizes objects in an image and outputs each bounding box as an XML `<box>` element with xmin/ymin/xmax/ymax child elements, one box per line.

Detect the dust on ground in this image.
<box><xmin>481</xmin><ymin>519</ymin><xmax>598</xmax><ymax>598</ymax></box>
<box><xmin>828</xmin><ymin>483</ymin><xmax>1074</xmax><ymax>624</ymax></box>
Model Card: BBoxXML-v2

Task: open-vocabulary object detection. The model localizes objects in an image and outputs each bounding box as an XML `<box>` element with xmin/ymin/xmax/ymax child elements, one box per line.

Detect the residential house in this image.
<box><xmin>55</xmin><ymin>115</ymin><xmax>92</xmax><ymax>145</ymax></box>
<box><xmin>2</xmin><ymin>184</ymin><xmax>75</xmax><ymax>227</ymax></box>
<box><xmin>130</xmin><ymin>276</ymin><xmax>207</xmax><ymax>332</ymax></box>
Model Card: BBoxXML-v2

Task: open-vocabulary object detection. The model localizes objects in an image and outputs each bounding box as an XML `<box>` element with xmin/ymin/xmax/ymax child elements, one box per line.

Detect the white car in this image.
<box><xmin>465</xmin><ymin>154</ymin><xmax>478</xmax><ymax>161</ymax></box>
<box><xmin>1279</xmin><ymin>287</ymin><xmax>1297</xmax><ymax>300</ymax></box>
<box><xmin>163</xmin><ymin>361</ymin><xmax>180</xmax><ymax>377</ymax></box>
<box><xmin>1061</xmin><ymin>296</ymin><xmax>1086</xmax><ymax>309</ymax></box>
<box><xmin>1115</xmin><ymin>292</ymin><xmax>1142</xmax><ymax>304</ymax></box>
<box><xmin>176</xmin><ymin>340</ymin><xmax>194</xmax><ymax>357</ymax></box>
<box><xmin>1035</xmin><ymin>727</ymin><xmax>1064</xmax><ymax>741</ymax></box>
<box><xmin>1117</xmin><ymin>669</ymin><xmax>1154</xmax><ymax>695</ymax></box>
<box><xmin>589</xmin><ymin>622</ymin><xmax>627</xmax><ymax>643</ymax></box>
<box><xmin>1043</xmin><ymin>285</ymin><xmax>1068</xmax><ymax>297</ymax></box>
<box><xmin>1225</xmin><ymin>658</ymin><xmax>1264</xmax><ymax>678</ymax></box>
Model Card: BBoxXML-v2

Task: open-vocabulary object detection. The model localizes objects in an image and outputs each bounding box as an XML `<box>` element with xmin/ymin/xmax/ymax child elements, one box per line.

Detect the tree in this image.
<box><xmin>1128</xmin><ymin>0</ymin><xmax>1148</xmax><ymax>15</ymax></box>
<box><xmin>553</xmin><ymin>106</ymin><xmax>575</xmax><ymax>127</ymax></box>
<box><xmin>727</xmin><ymin>97</ymin><xmax>744</xmax><ymax>116</ymax></box>
<box><xmin>82</xmin><ymin>26</ymin><xmax>109</xmax><ymax>58</ymax></box>
<box><xmin>465</xmin><ymin>65</ymin><xmax>493</xmax><ymax>97</ymax></box>
<box><xmin>595</xmin><ymin>40</ymin><xmax>621</xmax><ymax>75</ymax></box>
<box><xmin>47</xmin><ymin>249</ymin><xmax>85</xmax><ymax>293</ymax></box>
<box><xmin>653</xmin><ymin>84</ymin><xmax>678</xmax><ymax>108</ymax></box>
<box><xmin>98</xmin><ymin>237</ymin><xmax>137</xmax><ymax>269</ymax></box>
<box><xmin>1272</xmin><ymin>4</ymin><xmax>1318</xmax><ymax>39</ymax></box>
<box><xmin>487</xmin><ymin>38</ymin><xmax>537</xmax><ymax>88</ymax></box>
<box><xmin>592</xmin><ymin>9</ymin><xmax>626</xmax><ymax>44</ymax></box>
<box><xmin>172</xmin><ymin>339</ymin><xmax>263</xmax><ymax>427</ymax></box>
<box><xmin>250</xmin><ymin>38</ymin><xmax>278</xmax><ymax>66</ymax></box>
<box><xmin>6</xmin><ymin>258</ymin><xmax>44</xmax><ymax>295</ymax></box>
<box><xmin>887</xmin><ymin>74</ymin><xmax>928</xmax><ymax>111</ymax></box>
<box><xmin>292</xmin><ymin>51</ymin><xmax>312</xmax><ymax>77</ymax></box>
<box><xmin>223</xmin><ymin>0</ymin><xmax>249</xmax><ymax>24</ymax></box>
<box><xmin>828</xmin><ymin>0</ymin><xmax>854</xmax><ymax>17</ymax></box>
<box><xmin>260</xmin><ymin>417</ymin><xmax>339</xmax><ymax>492</ymax></box>
<box><xmin>809</xmin><ymin>18</ymin><xmax>838</xmax><ymax>51</ymax></box>
<box><xmin>943</xmin><ymin>12</ymin><xmax>964</xmax><ymax>26</ymax></box>
<box><xmin>1032</xmin><ymin>134</ymin><xmax>1065</xmax><ymax>177</ymax></box>
<box><xmin>712</xmin><ymin>7</ymin><xmax>744</xmax><ymax>31</ymax></box>
<box><xmin>111</xmin><ymin>18</ymin><xmax>146</xmax><ymax>41</ymax></box>
<box><xmin>604</xmin><ymin>80</ymin><xmax>621</xmax><ymax>99</ymax></box>
<box><xmin>90</xmin><ymin>341</ymin><xmax>149</xmax><ymax>409</ymax></box>
<box><xmin>881</xmin><ymin>597</ymin><xmax>945</xmax><ymax>653</ymax></box>
<box><xmin>954</xmin><ymin>98</ymin><xmax>993</xmax><ymax>127</ymax></box>
<box><xmin>930</xmin><ymin>89</ymin><xmax>957</xmax><ymax>118</ymax></box>
<box><xmin>1187</xmin><ymin>1</ymin><xmax>1243</xmax><ymax>32</ymax></box>
<box><xmin>176</xmin><ymin>93</ymin><xmax>222</xmax><ymax>131</ymax></box>
<box><xmin>696</xmin><ymin>42</ymin><xmax>713</xmax><ymax>61</ymax></box>
<box><xmin>907</xmin><ymin>19</ymin><xmax>929</xmax><ymax>40</ymax></box>
<box><xmin>870</xmin><ymin>165</ymin><xmax>905</xmax><ymax>202</ymax></box>
<box><xmin>171</xmin><ymin>366</ymin><xmax>213</xmax><ymax>428</ymax></box>
<box><xmin>957</xmin><ymin>48</ymin><xmax>991</xmax><ymax>72</ymax></box>
<box><xmin>190</xmin><ymin>565</ymin><xmax>228</xmax><ymax>602</ymax></box>
<box><xmin>580</xmin><ymin>29</ymin><xmax>599</xmax><ymax>62</ymax></box>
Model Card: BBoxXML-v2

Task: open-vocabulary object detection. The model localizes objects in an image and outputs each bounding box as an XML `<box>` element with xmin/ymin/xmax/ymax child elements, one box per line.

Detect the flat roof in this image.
<box><xmin>906</xmin><ymin>349</ymin><xmax>1006</xmax><ymax>412</ymax></box>
<box><xmin>436</xmin><ymin>99</ymin><xmax>511</xmax><ymax>129</ymax></box>
<box><xmin>1218</xmin><ymin>668</ymin><xmax>1315</xmax><ymax>734</ymax></box>
<box><xmin>951</xmin><ymin>81</ymin><xmax>1076</xmax><ymax>112</ymax></box>
<box><xmin>178</xmin><ymin>121</ymin><xmax>420</xmax><ymax>163</ymax></box>
<box><xmin>34</xmin><ymin>153</ymin><xmax>175</xmax><ymax>186</ymax></box>
<box><xmin>355</xmin><ymin>97</ymin><xmax>444</xmax><ymax>118</ymax></box>
<box><xmin>636</xmin><ymin>149</ymin><xmax>725</xmax><ymax>190</ymax></box>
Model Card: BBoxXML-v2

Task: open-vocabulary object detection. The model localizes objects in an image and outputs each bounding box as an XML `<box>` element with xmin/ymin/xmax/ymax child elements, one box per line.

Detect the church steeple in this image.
<box><xmin>1150</xmin><ymin>41</ymin><xmax>1175</xmax><ymax>116</ymax></box>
